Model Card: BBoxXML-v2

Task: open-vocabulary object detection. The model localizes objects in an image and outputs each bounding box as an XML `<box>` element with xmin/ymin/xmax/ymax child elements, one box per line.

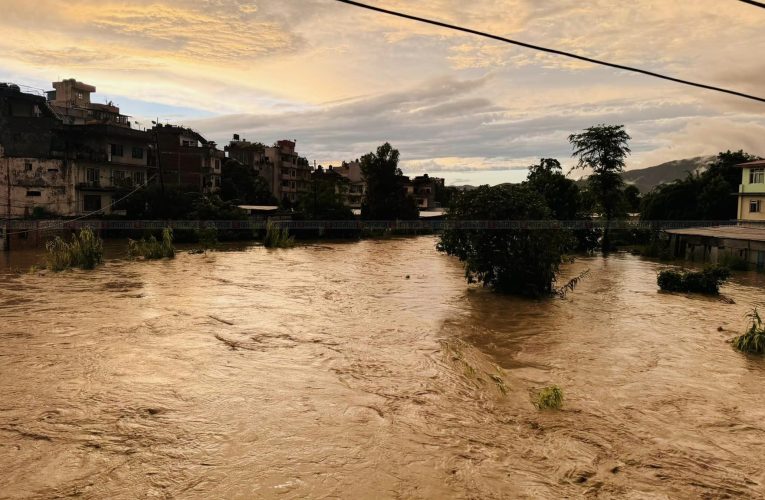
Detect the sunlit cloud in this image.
<box><xmin>1</xmin><ymin>0</ymin><xmax>764</xmax><ymax>184</ymax></box>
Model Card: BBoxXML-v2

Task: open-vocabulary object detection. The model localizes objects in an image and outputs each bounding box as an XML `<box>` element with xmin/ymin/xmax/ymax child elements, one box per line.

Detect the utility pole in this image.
<box><xmin>152</xmin><ymin>119</ymin><xmax>165</xmax><ymax>197</ymax></box>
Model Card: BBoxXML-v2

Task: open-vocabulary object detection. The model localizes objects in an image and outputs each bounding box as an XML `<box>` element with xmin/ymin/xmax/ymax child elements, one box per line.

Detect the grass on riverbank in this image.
<box><xmin>127</xmin><ymin>228</ymin><xmax>176</xmax><ymax>260</ymax></box>
<box><xmin>534</xmin><ymin>385</ymin><xmax>564</xmax><ymax>410</ymax></box>
<box><xmin>263</xmin><ymin>222</ymin><xmax>295</xmax><ymax>248</ymax></box>
<box><xmin>657</xmin><ymin>266</ymin><xmax>730</xmax><ymax>295</ymax></box>
<box><xmin>45</xmin><ymin>228</ymin><xmax>104</xmax><ymax>271</ymax></box>
<box><xmin>732</xmin><ymin>308</ymin><xmax>765</xmax><ymax>354</ymax></box>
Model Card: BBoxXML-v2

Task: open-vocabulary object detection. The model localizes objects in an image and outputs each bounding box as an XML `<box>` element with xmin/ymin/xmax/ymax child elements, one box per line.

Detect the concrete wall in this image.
<box><xmin>1</xmin><ymin>156</ymin><xmax>75</xmax><ymax>217</ymax></box>
<box><xmin>738</xmin><ymin>195</ymin><xmax>765</xmax><ymax>221</ymax></box>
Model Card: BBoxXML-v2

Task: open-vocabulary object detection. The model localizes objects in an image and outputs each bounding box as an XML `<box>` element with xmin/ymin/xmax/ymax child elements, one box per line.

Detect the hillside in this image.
<box><xmin>622</xmin><ymin>156</ymin><xmax>714</xmax><ymax>192</ymax></box>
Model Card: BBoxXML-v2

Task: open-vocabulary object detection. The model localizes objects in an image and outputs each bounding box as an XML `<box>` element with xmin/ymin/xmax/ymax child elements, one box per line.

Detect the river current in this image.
<box><xmin>1</xmin><ymin>237</ymin><xmax>764</xmax><ymax>498</ymax></box>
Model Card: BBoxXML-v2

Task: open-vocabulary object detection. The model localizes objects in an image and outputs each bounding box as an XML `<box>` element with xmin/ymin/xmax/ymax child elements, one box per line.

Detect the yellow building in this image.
<box><xmin>737</xmin><ymin>159</ymin><xmax>765</xmax><ymax>222</ymax></box>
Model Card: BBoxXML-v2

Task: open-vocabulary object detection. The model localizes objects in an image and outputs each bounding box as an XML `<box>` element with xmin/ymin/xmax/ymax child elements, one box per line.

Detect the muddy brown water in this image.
<box><xmin>1</xmin><ymin>237</ymin><xmax>764</xmax><ymax>498</ymax></box>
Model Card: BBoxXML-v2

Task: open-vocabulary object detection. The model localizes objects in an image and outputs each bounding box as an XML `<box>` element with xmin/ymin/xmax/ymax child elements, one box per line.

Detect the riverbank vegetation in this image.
<box><xmin>127</xmin><ymin>228</ymin><xmax>176</xmax><ymax>260</ymax></box>
<box><xmin>534</xmin><ymin>386</ymin><xmax>564</xmax><ymax>410</ymax></box>
<box><xmin>44</xmin><ymin>227</ymin><xmax>104</xmax><ymax>271</ymax></box>
<box><xmin>657</xmin><ymin>266</ymin><xmax>730</xmax><ymax>294</ymax></box>
<box><xmin>263</xmin><ymin>222</ymin><xmax>295</xmax><ymax>248</ymax></box>
<box><xmin>732</xmin><ymin>308</ymin><xmax>765</xmax><ymax>354</ymax></box>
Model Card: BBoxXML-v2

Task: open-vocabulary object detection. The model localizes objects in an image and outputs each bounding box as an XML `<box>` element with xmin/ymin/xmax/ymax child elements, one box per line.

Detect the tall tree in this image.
<box><xmin>220</xmin><ymin>159</ymin><xmax>276</xmax><ymax>205</ymax></box>
<box><xmin>360</xmin><ymin>143</ymin><xmax>419</xmax><ymax>220</ymax></box>
<box><xmin>569</xmin><ymin>124</ymin><xmax>631</xmax><ymax>252</ymax></box>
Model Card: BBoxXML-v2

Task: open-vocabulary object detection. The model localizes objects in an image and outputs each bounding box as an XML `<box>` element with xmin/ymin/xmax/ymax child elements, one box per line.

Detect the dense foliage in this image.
<box><xmin>569</xmin><ymin>124</ymin><xmax>631</xmax><ymax>251</ymax></box>
<box><xmin>657</xmin><ymin>266</ymin><xmax>730</xmax><ymax>294</ymax></box>
<box><xmin>641</xmin><ymin>150</ymin><xmax>761</xmax><ymax>221</ymax></box>
<box><xmin>297</xmin><ymin>167</ymin><xmax>355</xmax><ymax>221</ymax></box>
<box><xmin>524</xmin><ymin>158</ymin><xmax>599</xmax><ymax>252</ymax></box>
<box><xmin>534</xmin><ymin>386</ymin><xmax>564</xmax><ymax>410</ymax></box>
<box><xmin>263</xmin><ymin>222</ymin><xmax>295</xmax><ymax>248</ymax></box>
<box><xmin>360</xmin><ymin>143</ymin><xmax>419</xmax><ymax>220</ymax></box>
<box><xmin>220</xmin><ymin>159</ymin><xmax>277</xmax><ymax>206</ymax></box>
<box><xmin>45</xmin><ymin>228</ymin><xmax>104</xmax><ymax>271</ymax></box>
<box><xmin>127</xmin><ymin>228</ymin><xmax>176</xmax><ymax>260</ymax></box>
<box><xmin>437</xmin><ymin>184</ymin><xmax>568</xmax><ymax>297</ymax></box>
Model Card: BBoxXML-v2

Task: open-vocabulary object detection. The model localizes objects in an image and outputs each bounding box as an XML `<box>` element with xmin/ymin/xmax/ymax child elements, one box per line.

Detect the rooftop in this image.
<box><xmin>735</xmin><ymin>159</ymin><xmax>765</xmax><ymax>168</ymax></box>
<box><xmin>664</xmin><ymin>225</ymin><xmax>765</xmax><ymax>243</ymax></box>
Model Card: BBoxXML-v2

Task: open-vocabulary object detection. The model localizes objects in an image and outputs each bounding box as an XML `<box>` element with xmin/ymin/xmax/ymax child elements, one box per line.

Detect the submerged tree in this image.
<box><xmin>524</xmin><ymin>158</ymin><xmax>597</xmax><ymax>252</ymax></box>
<box><xmin>569</xmin><ymin>124</ymin><xmax>631</xmax><ymax>252</ymax></box>
<box><xmin>360</xmin><ymin>143</ymin><xmax>419</xmax><ymax>220</ymax></box>
<box><xmin>437</xmin><ymin>184</ymin><xmax>568</xmax><ymax>297</ymax></box>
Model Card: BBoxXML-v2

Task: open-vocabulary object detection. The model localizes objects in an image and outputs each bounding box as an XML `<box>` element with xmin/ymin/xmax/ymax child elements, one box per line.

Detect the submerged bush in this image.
<box><xmin>196</xmin><ymin>226</ymin><xmax>219</xmax><ymax>253</ymax></box>
<box><xmin>534</xmin><ymin>385</ymin><xmax>564</xmax><ymax>410</ymax></box>
<box><xmin>732</xmin><ymin>308</ymin><xmax>765</xmax><ymax>354</ymax></box>
<box><xmin>45</xmin><ymin>228</ymin><xmax>104</xmax><ymax>271</ymax></box>
<box><xmin>263</xmin><ymin>221</ymin><xmax>295</xmax><ymax>248</ymax></box>
<box><xmin>128</xmin><ymin>228</ymin><xmax>175</xmax><ymax>260</ymax></box>
<box><xmin>657</xmin><ymin>266</ymin><xmax>730</xmax><ymax>295</ymax></box>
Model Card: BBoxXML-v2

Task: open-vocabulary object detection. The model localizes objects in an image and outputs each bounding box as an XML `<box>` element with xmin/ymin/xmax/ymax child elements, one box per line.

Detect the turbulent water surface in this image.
<box><xmin>1</xmin><ymin>237</ymin><xmax>764</xmax><ymax>498</ymax></box>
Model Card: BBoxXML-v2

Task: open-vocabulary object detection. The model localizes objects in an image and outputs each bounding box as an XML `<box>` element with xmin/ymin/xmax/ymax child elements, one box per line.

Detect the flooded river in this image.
<box><xmin>1</xmin><ymin>237</ymin><xmax>764</xmax><ymax>498</ymax></box>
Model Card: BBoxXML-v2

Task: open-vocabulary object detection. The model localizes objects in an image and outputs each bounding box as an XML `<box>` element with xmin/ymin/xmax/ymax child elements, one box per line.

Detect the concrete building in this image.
<box><xmin>1</xmin><ymin>83</ymin><xmax>73</xmax><ymax>227</ymax></box>
<box><xmin>63</xmin><ymin>124</ymin><xmax>155</xmax><ymax>213</ymax></box>
<box><xmin>665</xmin><ymin>160</ymin><xmax>765</xmax><ymax>269</ymax></box>
<box><xmin>737</xmin><ymin>159</ymin><xmax>765</xmax><ymax>222</ymax></box>
<box><xmin>330</xmin><ymin>160</ymin><xmax>365</xmax><ymax>209</ymax></box>
<box><xmin>1</xmin><ymin>84</ymin><xmax>155</xmax><ymax>218</ymax></box>
<box><xmin>153</xmin><ymin>124</ymin><xmax>221</xmax><ymax>194</ymax></box>
<box><xmin>264</xmin><ymin>140</ymin><xmax>311</xmax><ymax>204</ymax></box>
<box><xmin>225</xmin><ymin>135</ymin><xmax>276</xmax><ymax>197</ymax></box>
<box><xmin>412</xmin><ymin>174</ymin><xmax>444</xmax><ymax>210</ymax></box>
<box><xmin>47</xmin><ymin>79</ymin><xmax>131</xmax><ymax>128</ymax></box>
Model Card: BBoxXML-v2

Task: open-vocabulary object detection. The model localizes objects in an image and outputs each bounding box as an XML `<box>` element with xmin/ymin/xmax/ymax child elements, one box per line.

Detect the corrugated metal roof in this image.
<box><xmin>664</xmin><ymin>225</ymin><xmax>765</xmax><ymax>242</ymax></box>
<box><xmin>735</xmin><ymin>159</ymin><xmax>765</xmax><ymax>168</ymax></box>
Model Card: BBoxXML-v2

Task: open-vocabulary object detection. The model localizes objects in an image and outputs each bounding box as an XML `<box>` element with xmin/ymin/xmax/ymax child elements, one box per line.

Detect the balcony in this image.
<box><xmin>76</xmin><ymin>181</ymin><xmax>115</xmax><ymax>191</ymax></box>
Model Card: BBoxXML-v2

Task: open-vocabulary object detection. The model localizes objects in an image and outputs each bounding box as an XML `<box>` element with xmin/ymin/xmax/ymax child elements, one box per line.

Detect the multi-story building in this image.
<box><xmin>153</xmin><ymin>124</ymin><xmax>221</xmax><ymax>194</ymax></box>
<box><xmin>62</xmin><ymin>124</ymin><xmax>155</xmax><ymax>213</ymax></box>
<box><xmin>1</xmin><ymin>83</ymin><xmax>155</xmax><ymax>218</ymax></box>
<box><xmin>737</xmin><ymin>159</ymin><xmax>765</xmax><ymax>222</ymax></box>
<box><xmin>412</xmin><ymin>174</ymin><xmax>445</xmax><ymax>210</ymax></box>
<box><xmin>47</xmin><ymin>79</ymin><xmax>131</xmax><ymax>128</ymax></box>
<box><xmin>0</xmin><ymin>83</ymin><xmax>73</xmax><ymax>222</ymax></box>
<box><xmin>264</xmin><ymin>140</ymin><xmax>311</xmax><ymax>204</ymax></box>
<box><xmin>330</xmin><ymin>160</ymin><xmax>366</xmax><ymax>208</ymax></box>
<box><xmin>225</xmin><ymin>134</ymin><xmax>276</xmax><ymax>194</ymax></box>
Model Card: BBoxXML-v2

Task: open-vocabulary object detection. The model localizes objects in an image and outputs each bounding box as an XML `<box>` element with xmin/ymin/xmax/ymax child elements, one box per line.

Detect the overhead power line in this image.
<box><xmin>333</xmin><ymin>0</ymin><xmax>765</xmax><ymax>104</ymax></box>
<box><xmin>738</xmin><ymin>0</ymin><xmax>765</xmax><ymax>9</ymax></box>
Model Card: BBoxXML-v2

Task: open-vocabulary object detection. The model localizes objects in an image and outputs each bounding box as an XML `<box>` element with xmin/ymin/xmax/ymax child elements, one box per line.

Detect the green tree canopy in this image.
<box><xmin>360</xmin><ymin>143</ymin><xmax>419</xmax><ymax>220</ymax></box>
<box><xmin>641</xmin><ymin>150</ymin><xmax>762</xmax><ymax>222</ymax></box>
<box><xmin>220</xmin><ymin>159</ymin><xmax>277</xmax><ymax>205</ymax></box>
<box><xmin>569</xmin><ymin>124</ymin><xmax>631</xmax><ymax>251</ymax></box>
<box><xmin>298</xmin><ymin>167</ymin><xmax>354</xmax><ymax>220</ymax></box>
<box><xmin>437</xmin><ymin>184</ymin><xmax>568</xmax><ymax>297</ymax></box>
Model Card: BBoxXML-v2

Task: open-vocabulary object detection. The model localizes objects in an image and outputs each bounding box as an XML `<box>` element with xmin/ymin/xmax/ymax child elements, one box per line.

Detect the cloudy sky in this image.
<box><xmin>2</xmin><ymin>0</ymin><xmax>764</xmax><ymax>185</ymax></box>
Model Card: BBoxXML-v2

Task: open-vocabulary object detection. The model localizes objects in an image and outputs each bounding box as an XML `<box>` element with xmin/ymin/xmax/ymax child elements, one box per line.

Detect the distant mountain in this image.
<box><xmin>622</xmin><ymin>156</ymin><xmax>715</xmax><ymax>192</ymax></box>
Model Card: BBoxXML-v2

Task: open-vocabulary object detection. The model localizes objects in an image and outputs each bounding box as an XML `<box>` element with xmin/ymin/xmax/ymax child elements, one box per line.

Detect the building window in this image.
<box><xmin>132</xmin><ymin>147</ymin><xmax>144</xmax><ymax>159</ymax></box>
<box><xmin>750</xmin><ymin>168</ymin><xmax>765</xmax><ymax>184</ymax></box>
<box><xmin>111</xmin><ymin>144</ymin><xmax>124</xmax><ymax>157</ymax></box>
<box><xmin>84</xmin><ymin>195</ymin><xmax>102</xmax><ymax>211</ymax></box>
<box><xmin>751</xmin><ymin>200</ymin><xmax>762</xmax><ymax>213</ymax></box>
<box><xmin>76</xmin><ymin>91</ymin><xmax>84</xmax><ymax>100</ymax></box>
<box><xmin>26</xmin><ymin>190</ymin><xmax>41</xmax><ymax>197</ymax></box>
<box><xmin>113</xmin><ymin>170</ymin><xmax>127</xmax><ymax>183</ymax></box>
<box><xmin>24</xmin><ymin>162</ymin><xmax>33</xmax><ymax>172</ymax></box>
<box><xmin>86</xmin><ymin>168</ymin><xmax>100</xmax><ymax>186</ymax></box>
<box><xmin>133</xmin><ymin>171</ymin><xmax>145</xmax><ymax>185</ymax></box>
